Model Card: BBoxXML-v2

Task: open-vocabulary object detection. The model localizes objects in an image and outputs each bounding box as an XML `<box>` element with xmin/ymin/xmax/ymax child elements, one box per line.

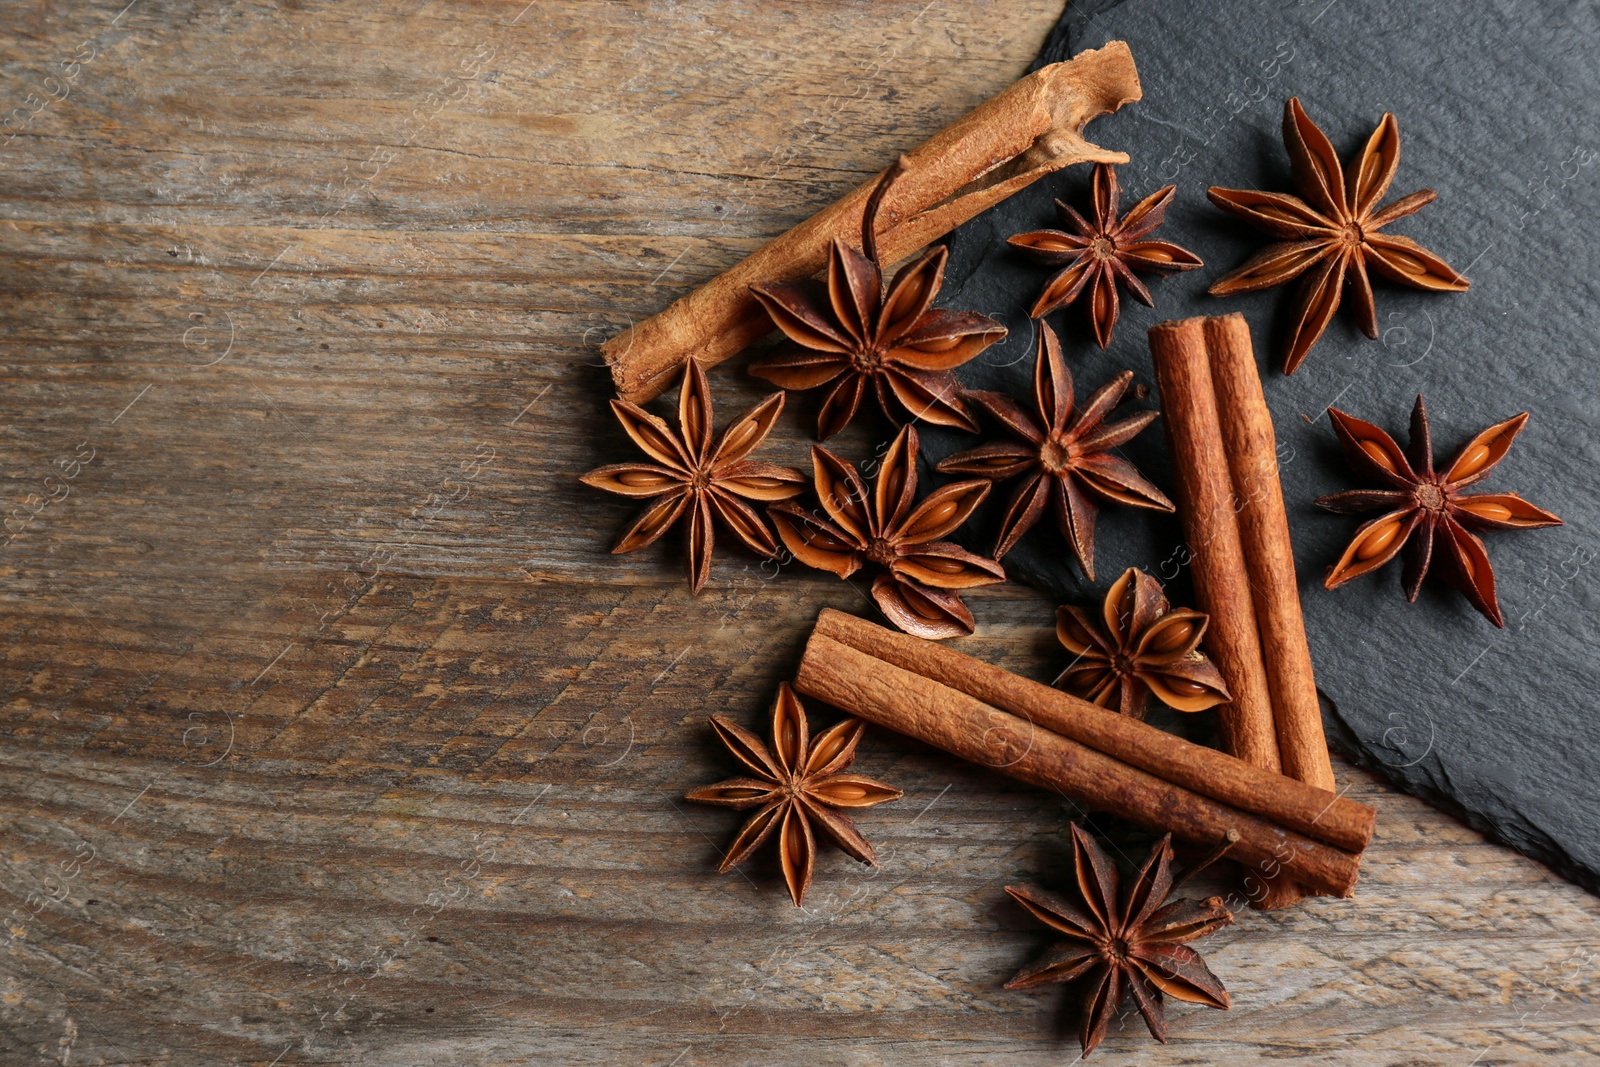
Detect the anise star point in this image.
<box><xmin>1054</xmin><ymin>567</ymin><xmax>1230</xmax><ymax>719</ymax></box>
<box><xmin>1008</xmin><ymin>162</ymin><xmax>1202</xmax><ymax>349</ymax></box>
<box><xmin>580</xmin><ymin>360</ymin><xmax>806</xmax><ymax>594</ymax></box>
<box><xmin>937</xmin><ymin>321</ymin><xmax>1173</xmax><ymax>578</ymax></box>
<box><xmin>1315</xmin><ymin>394</ymin><xmax>1562</xmax><ymax>627</ymax></box>
<box><xmin>685</xmin><ymin>682</ymin><xmax>903</xmax><ymax>907</ymax></box>
<box><xmin>771</xmin><ymin>424</ymin><xmax>1007</xmax><ymax>640</ymax></box>
<box><xmin>748</xmin><ymin>158</ymin><xmax>1008</xmax><ymax>440</ymax></box>
<box><xmin>1208</xmin><ymin>97</ymin><xmax>1470</xmax><ymax>374</ymax></box>
<box><xmin>1005</xmin><ymin>824</ymin><xmax>1234</xmax><ymax>1057</ymax></box>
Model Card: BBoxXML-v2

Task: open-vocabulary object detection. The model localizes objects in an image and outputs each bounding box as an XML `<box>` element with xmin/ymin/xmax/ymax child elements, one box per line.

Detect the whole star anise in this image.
<box><xmin>1314</xmin><ymin>395</ymin><xmax>1562</xmax><ymax>627</ymax></box>
<box><xmin>770</xmin><ymin>425</ymin><xmax>1006</xmax><ymax>640</ymax></box>
<box><xmin>1008</xmin><ymin>163</ymin><xmax>1202</xmax><ymax>349</ymax></box>
<box><xmin>747</xmin><ymin>158</ymin><xmax>1008</xmax><ymax>440</ymax></box>
<box><xmin>936</xmin><ymin>321</ymin><xmax>1172</xmax><ymax>577</ymax></box>
<box><xmin>1208</xmin><ymin>97</ymin><xmax>1469</xmax><ymax>374</ymax></box>
<box><xmin>685</xmin><ymin>682</ymin><xmax>903</xmax><ymax>906</ymax></box>
<box><xmin>1005</xmin><ymin>823</ymin><xmax>1234</xmax><ymax>1057</ymax></box>
<box><xmin>580</xmin><ymin>360</ymin><xmax>806</xmax><ymax>594</ymax></box>
<box><xmin>1054</xmin><ymin>567</ymin><xmax>1230</xmax><ymax>719</ymax></box>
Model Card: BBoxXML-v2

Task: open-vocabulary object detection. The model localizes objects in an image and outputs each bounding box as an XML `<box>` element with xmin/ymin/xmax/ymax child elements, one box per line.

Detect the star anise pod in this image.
<box><xmin>747</xmin><ymin>158</ymin><xmax>1008</xmax><ymax>440</ymax></box>
<box><xmin>580</xmin><ymin>360</ymin><xmax>806</xmax><ymax>594</ymax></box>
<box><xmin>1054</xmin><ymin>567</ymin><xmax>1230</xmax><ymax>719</ymax></box>
<box><xmin>1005</xmin><ymin>823</ymin><xmax>1235</xmax><ymax>1057</ymax></box>
<box><xmin>685</xmin><ymin>682</ymin><xmax>903</xmax><ymax>907</ymax></box>
<box><xmin>1208</xmin><ymin>97</ymin><xmax>1469</xmax><ymax>374</ymax></box>
<box><xmin>935</xmin><ymin>321</ymin><xmax>1172</xmax><ymax>578</ymax></box>
<box><xmin>770</xmin><ymin>425</ymin><xmax>1005</xmax><ymax>640</ymax></box>
<box><xmin>1314</xmin><ymin>395</ymin><xmax>1562</xmax><ymax>628</ymax></box>
<box><xmin>1008</xmin><ymin>163</ymin><xmax>1202</xmax><ymax>349</ymax></box>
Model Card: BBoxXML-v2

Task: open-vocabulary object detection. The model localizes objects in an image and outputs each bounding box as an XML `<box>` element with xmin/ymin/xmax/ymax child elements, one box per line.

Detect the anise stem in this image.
<box><xmin>1171</xmin><ymin>828</ymin><xmax>1241</xmax><ymax>892</ymax></box>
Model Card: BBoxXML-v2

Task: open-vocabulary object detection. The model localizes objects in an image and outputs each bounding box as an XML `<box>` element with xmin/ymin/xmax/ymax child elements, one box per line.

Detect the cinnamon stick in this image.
<box><xmin>1147</xmin><ymin>318</ymin><xmax>1282</xmax><ymax>772</ymax></box>
<box><xmin>813</xmin><ymin>609</ymin><xmax>1371</xmax><ymax>851</ymax></box>
<box><xmin>1205</xmin><ymin>314</ymin><xmax>1336</xmax><ymax>792</ymax></box>
<box><xmin>796</xmin><ymin>632</ymin><xmax>1363</xmax><ymax>898</ymax></box>
<box><xmin>602</xmin><ymin>42</ymin><xmax>1143</xmax><ymax>403</ymax></box>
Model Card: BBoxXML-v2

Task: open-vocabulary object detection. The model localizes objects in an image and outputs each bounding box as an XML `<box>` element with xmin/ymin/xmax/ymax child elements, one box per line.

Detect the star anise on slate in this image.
<box><xmin>1005</xmin><ymin>824</ymin><xmax>1234</xmax><ymax>1057</ymax></box>
<box><xmin>1207</xmin><ymin>97</ymin><xmax>1469</xmax><ymax>374</ymax></box>
<box><xmin>1054</xmin><ymin>568</ymin><xmax>1230</xmax><ymax>719</ymax></box>
<box><xmin>748</xmin><ymin>158</ymin><xmax>1008</xmax><ymax>440</ymax></box>
<box><xmin>685</xmin><ymin>682</ymin><xmax>903</xmax><ymax>907</ymax></box>
<box><xmin>580</xmin><ymin>360</ymin><xmax>806</xmax><ymax>594</ymax></box>
<box><xmin>1008</xmin><ymin>163</ymin><xmax>1202</xmax><ymax>349</ymax></box>
<box><xmin>936</xmin><ymin>321</ymin><xmax>1172</xmax><ymax>577</ymax></box>
<box><xmin>1314</xmin><ymin>395</ymin><xmax>1562</xmax><ymax>628</ymax></box>
<box><xmin>771</xmin><ymin>425</ymin><xmax>1006</xmax><ymax>640</ymax></box>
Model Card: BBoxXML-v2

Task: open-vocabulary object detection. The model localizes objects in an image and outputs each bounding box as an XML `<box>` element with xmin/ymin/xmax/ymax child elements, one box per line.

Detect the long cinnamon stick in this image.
<box><xmin>813</xmin><ymin>608</ymin><xmax>1370</xmax><ymax>851</ymax></box>
<box><xmin>1148</xmin><ymin>318</ymin><xmax>1281</xmax><ymax>772</ymax></box>
<box><xmin>602</xmin><ymin>42</ymin><xmax>1142</xmax><ymax>403</ymax></box>
<box><xmin>1205</xmin><ymin>314</ymin><xmax>1336</xmax><ymax>792</ymax></box>
<box><xmin>796</xmin><ymin>632</ymin><xmax>1363</xmax><ymax>898</ymax></box>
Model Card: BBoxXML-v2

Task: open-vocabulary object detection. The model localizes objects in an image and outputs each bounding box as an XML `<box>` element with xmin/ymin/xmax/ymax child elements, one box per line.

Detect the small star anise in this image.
<box><xmin>685</xmin><ymin>682</ymin><xmax>903</xmax><ymax>907</ymax></box>
<box><xmin>748</xmin><ymin>158</ymin><xmax>1008</xmax><ymax>440</ymax></box>
<box><xmin>1054</xmin><ymin>567</ymin><xmax>1230</xmax><ymax>719</ymax></box>
<box><xmin>1005</xmin><ymin>823</ymin><xmax>1234</xmax><ymax>1057</ymax></box>
<box><xmin>1208</xmin><ymin>97</ymin><xmax>1469</xmax><ymax>374</ymax></box>
<box><xmin>770</xmin><ymin>425</ymin><xmax>1006</xmax><ymax>640</ymax></box>
<box><xmin>1008</xmin><ymin>163</ymin><xmax>1202</xmax><ymax>349</ymax></box>
<box><xmin>936</xmin><ymin>321</ymin><xmax>1172</xmax><ymax>578</ymax></box>
<box><xmin>1314</xmin><ymin>395</ymin><xmax>1562</xmax><ymax>628</ymax></box>
<box><xmin>580</xmin><ymin>360</ymin><xmax>806</xmax><ymax>594</ymax></box>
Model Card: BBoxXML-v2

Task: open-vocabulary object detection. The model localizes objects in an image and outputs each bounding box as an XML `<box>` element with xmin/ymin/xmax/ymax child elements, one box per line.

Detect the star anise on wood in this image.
<box><xmin>1207</xmin><ymin>97</ymin><xmax>1469</xmax><ymax>374</ymax></box>
<box><xmin>580</xmin><ymin>360</ymin><xmax>806</xmax><ymax>594</ymax></box>
<box><xmin>1314</xmin><ymin>395</ymin><xmax>1562</xmax><ymax>627</ymax></box>
<box><xmin>1008</xmin><ymin>163</ymin><xmax>1202</xmax><ymax>349</ymax></box>
<box><xmin>685</xmin><ymin>682</ymin><xmax>903</xmax><ymax>907</ymax></box>
<box><xmin>935</xmin><ymin>321</ymin><xmax>1172</xmax><ymax>577</ymax></box>
<box><xmin>770</xmin><ymin>425</ymin><xmax>1006</xmax><ymax>640</ymax></box>
<box><xmin>748</xmin><ymin>158</ymin><xmax>1008</xmax><ymax>440</ymax></box>
<box><xmin>1005</xmin><ymin>823</ymin><xmax>1235</xmax><ymax>1057</ymax></box>
<box><xmin>1054</xmin><ymin>567</ymin><xmax>1230</xmax><ymax>719</ymax></box>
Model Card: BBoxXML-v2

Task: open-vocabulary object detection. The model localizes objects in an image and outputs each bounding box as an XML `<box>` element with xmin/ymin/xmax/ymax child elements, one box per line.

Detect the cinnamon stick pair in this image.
<box><xmin>795</xmin><ymin>609</ymin><xmax>1373</xmax><ymax>900</ymax></box>
<box><xmin>1148</xmin><ymin>313</ymin><xmax>1336</xmax><ymax>905</ymax></box>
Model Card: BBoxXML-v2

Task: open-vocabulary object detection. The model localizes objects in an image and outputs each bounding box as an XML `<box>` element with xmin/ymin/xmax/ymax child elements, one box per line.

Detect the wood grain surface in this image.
<box><xmin>1</xmin><ymin>2</ymin><xmax>1596</xmax><ymax>1065</ymax></box>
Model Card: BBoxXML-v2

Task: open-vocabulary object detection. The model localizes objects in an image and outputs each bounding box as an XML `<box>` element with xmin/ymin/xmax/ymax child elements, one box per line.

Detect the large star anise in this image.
<box><xmin>1005</xmin><ymin>824</ymin><xmax>1234</xmax><ymax>1057</ymax></box>
<box><xmin>1054</xmin><ymin>568</ymin><xmax>1230</xmax><ymax>719</ymax></box>
<box><xmin>747</xmin><ymin>159</ymin><xmax>1008</xmax><ymax>440</ymax></box>
<box><xmin>770</xmin><ymin>425</ymin><xmax>1006</xmax><ymax>640</ymax></box>
<box><xmin>1207</xmin><ymin>98</ymin><xmax>1469</xmax><ymax>374</ymax></box>
<box><xmin>935</xmin><ymin>321</ymin><xmax>1172</xmax><ymax>578</ymax></box>
<box><xmin>1314</xmin><ymin>395</ymin><xmax>1562</xmax><ymax>628</ymax></box>
<box><xmin>1008</xmin><ymin>163</ymin><xmax>1202</xmax><ymax>349</ymax></box>
<box><xmin>580</xmin><ymin>360</ymin><xmax>806</xmax><ymax>594</ymax></box>
<box><xmin>685</xmin><ymin>682</ymin><xmax>903</xmax><ymax>907</ymax></box>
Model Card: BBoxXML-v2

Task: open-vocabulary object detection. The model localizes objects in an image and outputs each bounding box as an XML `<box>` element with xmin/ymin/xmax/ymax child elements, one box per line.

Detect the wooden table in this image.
<box><xmin>2</xmin><ymin>2</ymin><xmax>1596</xmax><ymax>1063</ymax></box>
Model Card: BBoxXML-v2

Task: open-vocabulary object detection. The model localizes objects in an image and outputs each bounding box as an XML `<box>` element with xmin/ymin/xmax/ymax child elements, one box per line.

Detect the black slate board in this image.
<box><xmin>932</xmin><ymin>0</ymin><xmax>1600</xmax><ymax>891</ymax></box>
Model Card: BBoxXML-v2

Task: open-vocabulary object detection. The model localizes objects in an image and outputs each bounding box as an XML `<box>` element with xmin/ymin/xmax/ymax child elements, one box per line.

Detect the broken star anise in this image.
<box><xmin>1207</xmin><ymin>97</ymin><xmax>1469</xmax><ymax>374</ymax></box>
<box><xmin>770</xmin><ymin>424</ymin><xmax>1006</xmax><ymax>640</ymax></box>
<box><xmin>1054</xmin><ymin>567</ymin><xmax>1230</xmax><ymax>719</ymax></box>
<box><xmin>1005</xmin><ymin>823</ymin><xmax>1234</xmax><ymax>1057</ymax></box>
<box><xmin>685</xmin><ymin>682</ymin><xmax>903</xmax><ymax>907</ymax></box>
<box><xmin>580</xmin><ymin>360</ymin><xmax>806</xmax><ymax>594</ymax></box>
<box><xmin>1009</xmin><ymin>163</ymin><xmax>1202</xmax><ymax>349</ymax></box>
<box><xmin>1315</xmin><ymin>394</ymin><xmax>1562</xmax><ymax>628</ymax></box>
<box><xmin>748</xmin><ymin>158</ymin><xmax>1008</xmax><ymax>440</ymax></box>
<box><xmin>936</xmin><ymin>320</ymin><xmax>1172</xmax><ymax>578</ymax></box>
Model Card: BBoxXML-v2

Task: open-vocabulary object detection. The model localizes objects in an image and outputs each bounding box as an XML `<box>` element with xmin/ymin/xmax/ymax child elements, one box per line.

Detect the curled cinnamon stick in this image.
<box><xmin>813</xmin><ymin>609</ymin><xmax>1370</xmax><ymax>851</ymax></box>
<box><xmin>603</xmin><ymin>42</ymin><xmax>1143</xmax><ymax>402</ymax></box>
<box><xmin>1148</xmin><ymin>318</ymin><xmax>1282</xmax><ymax>773</ymax></box>
<box><xmin>796</xmin><ymin>631</ymin><xmax>1363</xmax><ymax>898</ymax></box>
<box><xmin>1205</xmin><ymin>314</ymin><xmax>1336</xmax><ymax>792</ymax></box>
